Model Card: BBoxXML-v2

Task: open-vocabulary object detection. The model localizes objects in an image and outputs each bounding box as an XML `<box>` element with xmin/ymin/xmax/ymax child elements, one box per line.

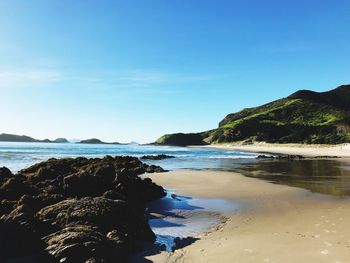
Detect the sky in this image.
<box><xmin>0</xmin><ymin>0</ymin><xmax>349</xmax><ymax>143</ymax></box>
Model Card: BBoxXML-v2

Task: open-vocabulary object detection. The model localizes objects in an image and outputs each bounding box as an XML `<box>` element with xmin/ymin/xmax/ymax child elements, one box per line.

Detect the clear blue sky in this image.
<box><xmin>0</xmin><ymin>0</ymin><xmax>349</xmax><ymax>143</ymax></box>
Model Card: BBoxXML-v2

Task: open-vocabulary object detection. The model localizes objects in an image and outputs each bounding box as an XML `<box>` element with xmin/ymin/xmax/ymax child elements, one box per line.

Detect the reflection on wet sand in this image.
<box><xmin>235</xmin><ymin>159</ymin><xmax>350</xmax><ymax>196</ymax></box>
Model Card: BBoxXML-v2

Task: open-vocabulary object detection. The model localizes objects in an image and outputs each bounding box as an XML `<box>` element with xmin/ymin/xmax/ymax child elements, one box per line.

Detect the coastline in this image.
<box><xmin>195</xmin><ymin>142</ymin><xmax>350</xmax><ymax>158</ymax></box>
<box><xmin>145</xmin><ymin>169</ymin><xmax>350</xmax><ymax>262</ymax></box>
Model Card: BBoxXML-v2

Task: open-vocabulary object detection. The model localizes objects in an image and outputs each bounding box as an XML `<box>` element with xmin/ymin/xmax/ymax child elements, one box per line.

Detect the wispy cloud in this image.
<box><xmin>0</xmin><ymin>68</ymin><xmax>222</xmax><ymax>94</ymax></box>
<box><xmin>90</xmin><ymin>69</ymin><xmax>222</xmax><ymax>89</ymax></box>
<box><xmin>0</xmin><ymin>69</ymin><xmax>62</xmax><ymax>89</ymax></box>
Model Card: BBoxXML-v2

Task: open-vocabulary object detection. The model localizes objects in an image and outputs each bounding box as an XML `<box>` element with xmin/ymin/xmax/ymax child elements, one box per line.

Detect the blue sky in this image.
<box><xmin>0</xmin><ymin>0</ymin><xmax>349</xmax><ymax>143</ymax></box>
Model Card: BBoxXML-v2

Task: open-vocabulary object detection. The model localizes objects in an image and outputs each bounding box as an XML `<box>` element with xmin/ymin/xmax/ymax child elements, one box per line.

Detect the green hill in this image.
<box><xmin>155</xmin><ymin>84</ymin><xmax>350</xmax><ymax>146</ymax></box>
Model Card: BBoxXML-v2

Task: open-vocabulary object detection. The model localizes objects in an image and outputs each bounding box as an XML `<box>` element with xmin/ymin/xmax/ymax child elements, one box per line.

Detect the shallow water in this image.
<box><xmin>234</xmin><ymin>159</ymin><xmax>350</xmax><ymax>196</ymax></box>
<box><xmin>147</xmin><ymin>191</ymin><xmax>239</xmax><ymax>251</ymax></box>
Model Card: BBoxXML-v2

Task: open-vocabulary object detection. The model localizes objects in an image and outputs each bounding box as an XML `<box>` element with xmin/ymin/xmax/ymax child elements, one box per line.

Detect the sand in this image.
<box><xmin>144</xmin><ymin>170</ymin><xmax>350</xmax><ymax>263</ymax></box>
<box><xmin>197</xmin><ymin>142</ymin><xmax>350</xmax><ymax>158</ymax></box>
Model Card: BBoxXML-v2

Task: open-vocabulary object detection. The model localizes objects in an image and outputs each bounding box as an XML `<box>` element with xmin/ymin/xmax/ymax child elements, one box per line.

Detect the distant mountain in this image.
<box><xmin>78</xmin><ymin>138</ymin><xmax>121</xmax><ymax>145</ymax></box>
<box><xmin>155</xmin><ymin>84</ymin><xmax>350</xmax><ymax>146</ymax></box>
<box><xmin>0</xmin><ymin>133</ymin><xmax>69</xmax><ymax>143</ymax></box>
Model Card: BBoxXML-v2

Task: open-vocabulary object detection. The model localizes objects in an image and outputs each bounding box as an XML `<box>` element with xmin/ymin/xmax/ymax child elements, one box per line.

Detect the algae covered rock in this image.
<box><xmin>0</xmin><ymin>155</ymin><xmax>167</xmax><ymax>262</ymax></box>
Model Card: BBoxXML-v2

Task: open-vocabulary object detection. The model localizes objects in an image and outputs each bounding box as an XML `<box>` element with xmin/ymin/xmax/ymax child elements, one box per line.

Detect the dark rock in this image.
<box><xmin>37</xmin><ymin>197</ymin><xmax>154</xmax><ymax>240</ymax></box>
<box><xmin>0</xmin><ymin>204</ymin><xmax>55</xmax><ymax>260</ymax></box>
<box><xmin>140</xmin><ymin>154</ymin><xmax>175</xmax><ymax>160</ymax></box>
<box><xmin>0</xmin><ymin>199</ymin><xmax>17</xmax><ymax>215</ymax></box>
<box><xmin>0</xmin><ymin>156</ymin><xmax>167</xmax><ymax>262</ymax></box>
<box><xmin>43</xmin><ymin>225</ymin><xmax>127</xmax><ymax>263</ymax></box>
<box><xmin>0</xmin><ymin>175</ymin><xmax>37</xmax><ymax>200</ymax></box>
<box><xmin>102</xmin><ymin>190</ymin><xmax>126</xmax><ymax>201</ymax></box>
<box><xmin>145</xmin><ymin>165</ymin><xmax>167</xmax><ymax>173</ymax></box>
<box><xmin>256</xmin><ymin>154</ymin><xmax>275</xmax><ymax>159</ymax></box>
<box><xmin>20</xmin><ymin>157</ymin><xmax>88</xmax><ymax>179</ymax></box>
<box><xmin>0</xmin><ymin>166</ymin><xmax>13</xmax><ymax>182</ymax></box>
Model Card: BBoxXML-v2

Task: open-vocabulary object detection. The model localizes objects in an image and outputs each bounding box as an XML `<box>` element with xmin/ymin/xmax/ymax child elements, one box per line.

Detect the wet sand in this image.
<box><xmin>198</xmin><ymin>142</ymin><xmax>350</xmax><ymax>158</ymax></box>
<box><xmin>145</xmin><ymin>170</ymin><xmax>350</xmax><ymax>263</ymax></box>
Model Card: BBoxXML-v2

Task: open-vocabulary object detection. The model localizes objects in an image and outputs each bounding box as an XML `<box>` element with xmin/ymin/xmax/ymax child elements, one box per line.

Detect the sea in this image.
<box><xmin>1</xmin><ymin>141</ymin><xmax>350</xmax><ymax>196</ymax></box>
<box><xmin>0</xmin><ymin>141</ymin><xmax>257</xmax><ymax>172</ymax></box>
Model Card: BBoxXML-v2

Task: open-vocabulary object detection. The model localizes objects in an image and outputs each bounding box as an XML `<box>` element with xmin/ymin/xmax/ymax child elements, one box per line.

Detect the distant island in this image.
<box><xmin>155</xmin><ymin>84</ymin><xmax>350</xmax><ymax>146</ymax></box>
<box><xmin>0</xmin><ymin>134</ymin><xmax>128</xmax><ymax>145</ymax></box>
<box><xmin>78</xmin><ymin>138</ymin><xmax>121</xmax><ymax>144</ymax></box>
<box><xmin>0</xmin><ymin>133</ymin><xmax>69</xmax><ymax>143</ymax></box>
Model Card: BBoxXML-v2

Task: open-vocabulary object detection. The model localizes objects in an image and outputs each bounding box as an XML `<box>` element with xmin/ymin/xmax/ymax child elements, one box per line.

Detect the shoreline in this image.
<box><xmin>194</xmin><ymin>142</ymin><xmax>350</xmax><ymax>158</ymax></box>
<box><xmin>144</xmin><ymin>169</ymin><xmax>350</xmax><ymax>262</ymax></box>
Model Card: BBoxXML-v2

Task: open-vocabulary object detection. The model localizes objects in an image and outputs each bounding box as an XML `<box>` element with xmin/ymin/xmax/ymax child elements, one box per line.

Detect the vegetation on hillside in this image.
<box><xmin>155</xmin><ymin>85</ymin><xmax>350</xmax><ymax>146</ymax></box>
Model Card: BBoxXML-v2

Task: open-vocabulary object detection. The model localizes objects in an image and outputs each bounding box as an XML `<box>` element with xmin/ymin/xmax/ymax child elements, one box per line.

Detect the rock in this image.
<box><xmin>140</xmin><ymin>154</ymin><xmax>175</xmax><ymax>160</ymax></box>
<box><xmin>0</xmin><ymin>205</ymin><xmax>55</xmax><ymax>260</ymax></box>
<box><xmin>43</xmin><ymin>225</ymin><xmax>126</xmax><ymax>263</ymax></box>
<box><xmin>256</xmin><ymin>154</ymin><xmax>275</xmax><ymax>159</ymax></box>
<box><xmin>20</xmin><ymin>157</ymin><xmax>89</xmax><ymax>179</ymax></box>
<box><xmin>37</xmin><ymin>197</ymin><xmax>155</xmax><ymax>241</ymax></box>
<box><xmin>17</xmin><ymin>193</ymin><xmax>65</xmax><ymax>213</ymax></box>
<box><xmin>0</xmin><ymin>175</ymin><xmax>37</xmax><ymax>200</ymax></box>
<box><xmin>0</xmin><ymin>156</ymin><xmax>167</xmax><ymax>262</ymax></box>
<box><xmin>0</xmin><ymin>166</ymin><xmax>12</xmax><ymax>182</ymax></box>
<box><xmin>0</xmin><ymin>199</ymin><xmax>17</xmax><ymax>215</ymax></box>
<box><xmin>145</xmin><ymin>165</ymin><xmax>167</xmax><ymax>173</ymax></box>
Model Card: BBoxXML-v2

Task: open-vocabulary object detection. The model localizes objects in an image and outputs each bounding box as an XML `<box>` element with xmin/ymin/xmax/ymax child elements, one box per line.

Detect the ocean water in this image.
<box><xmin>0</xmin><ymin>142</ymin><xmax>257</xmax><ymax>172</ymax></box>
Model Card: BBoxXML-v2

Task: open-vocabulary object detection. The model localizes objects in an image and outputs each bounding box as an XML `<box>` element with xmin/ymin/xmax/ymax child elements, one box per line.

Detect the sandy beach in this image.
<box><xmin>197</xmin><ymin>143</ymin><xmax>350</xmax><ymax>158</ymax></box>
<box><xmin>145</xmin><ymin>170</ymin><xmax>350</xmax><ymax>263</ymax></box>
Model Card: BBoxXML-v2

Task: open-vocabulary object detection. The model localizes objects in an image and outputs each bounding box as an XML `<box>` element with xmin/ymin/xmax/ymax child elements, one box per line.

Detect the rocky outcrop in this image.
<box><xmin>0</xmin><ymin>156</ymin><xmax>166</xmax><ymax>262</ymax></box>
<box><xmin>140</xmin><ymin>154</ymin><xmax>175</xmax><ymax>160</ymax></box>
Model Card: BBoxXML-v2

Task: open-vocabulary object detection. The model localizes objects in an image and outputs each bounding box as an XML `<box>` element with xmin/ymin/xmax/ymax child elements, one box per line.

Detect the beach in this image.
<box><xmin>145</xmin><ymin>170</ymin><xmax>350</xmax><ymax>262</ymax></box>
<box><xmin>198</xmin><ymin>143</ymin><xmax>350</xmax><ymax>158</ymax></box>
